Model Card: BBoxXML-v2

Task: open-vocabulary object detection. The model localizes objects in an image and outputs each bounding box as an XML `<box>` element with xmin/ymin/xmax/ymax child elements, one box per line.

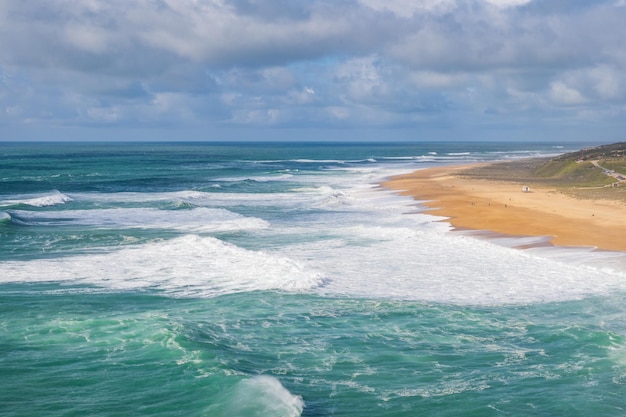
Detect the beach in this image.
<box><xmin>384</xmin><ymin>163</ymin><xmax>626</xmax><ymax>253</ymax></box>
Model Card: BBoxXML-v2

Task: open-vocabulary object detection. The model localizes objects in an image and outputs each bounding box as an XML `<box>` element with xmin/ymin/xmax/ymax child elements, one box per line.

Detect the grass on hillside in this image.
<box><xmin>534</xmin><ymin>160</ymin><xmax>615</xmax><ymax>187</ymax></box>
<box><xmin>460</xmin><ymin>148</ymin><xmax>626</xmax><ymax>202</ymax></box>
<box><xmin>600</xmin><ymin>160</ymin><xmax>626</xmax><ymax>174</ymax></box>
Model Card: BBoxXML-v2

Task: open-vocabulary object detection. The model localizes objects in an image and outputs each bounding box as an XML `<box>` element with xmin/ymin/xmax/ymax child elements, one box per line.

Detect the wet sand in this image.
<box><xmin>384</xmin><ymin>164</ymin><xmax>626</xmax><ymax>252</ymax></box>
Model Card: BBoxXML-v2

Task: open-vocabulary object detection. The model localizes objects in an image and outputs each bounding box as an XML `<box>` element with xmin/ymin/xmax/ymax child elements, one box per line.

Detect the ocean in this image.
<box><xmin>1</xmin><ymin>141</ymin><xmax>626</xmax><ymax>416</ymax></box>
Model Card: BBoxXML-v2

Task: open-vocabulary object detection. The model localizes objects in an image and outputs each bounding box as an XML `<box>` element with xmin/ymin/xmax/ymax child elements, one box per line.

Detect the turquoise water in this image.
<box><xmin>1</xmin><ymin>142</ymin><xmax>626</xmax><ymax>416</ymax></box>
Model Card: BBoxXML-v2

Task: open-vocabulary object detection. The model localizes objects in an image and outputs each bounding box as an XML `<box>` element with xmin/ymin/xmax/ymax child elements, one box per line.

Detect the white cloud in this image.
<box><xmin>483</xmin><ymin>0</ymin><xmax>533</xmax><ymax>9</ymax></box>
<box><xmin>1</xmin><ymin>0</ymin><xmax>626</xmax><ymax>139</ymax></box>
<box><xmin>123</xmin><ymin>0</ymin><xmax>354</xmax><ymax>65</ymax></box>
<box><xmin>86</xmin><ymin>106</ymin><xmax>120</xmax><ymax>122</ymax></box>
<box><xmin>325</xmin><ymin>106</ymin><xmax>351</xmax><ymax>120</ymax></box>
<box><xmin>409</xmin><ymin>71</ymin><xmax>467</xmax><ymax>89</ymax></box>
<box><xmin>549</xmin><ymin>81</ymin><xmax>586</xmax><ymax>105</ymax></box>
<box><xmin>63</xmin><ymin>25</ymin><xmax>111</xmax><ymax>53</ymax></box>
<box><xmin>333</xmin><ymin>56</ymin><xmax>392</xmax><ymax>106</ymax></box>
<box><xmin>287</xmin><ymin>88</ymin><xmax>317</xmax><ymax>105</ymax></box>
<box><xmin>548</xmin><ymin>65</ymin><xmax>626</xmax><ymax>104</ymax></box>
<box><xmin>358</xmin><ymin>0</ymin><xmax>457</xmax><ymax>17</ymax></box>
<box><xmin>588</xmin><ymin>66</ymin><xmax>624</xmax><ymax>100</ymax></box>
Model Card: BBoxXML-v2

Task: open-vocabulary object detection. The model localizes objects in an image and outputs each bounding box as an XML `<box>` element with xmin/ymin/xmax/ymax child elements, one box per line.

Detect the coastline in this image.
<box><xmin>383</xmin><ymin>162</ymin><xmax>626</xmax><ymax>253</ymax></box>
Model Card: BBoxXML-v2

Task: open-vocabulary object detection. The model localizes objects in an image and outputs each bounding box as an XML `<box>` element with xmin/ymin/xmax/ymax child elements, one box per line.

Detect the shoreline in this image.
<box><xmin>383</xmin><ymin>163</ymin><xmax>626</xmax><ymax>253</ymax></box>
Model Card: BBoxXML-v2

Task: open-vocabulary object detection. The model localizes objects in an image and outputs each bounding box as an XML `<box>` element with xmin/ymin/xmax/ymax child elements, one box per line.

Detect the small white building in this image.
<box><xmin>522</xmin><ymin>186</ymin><xmax>530</xmax><ymax>192</ymax></box>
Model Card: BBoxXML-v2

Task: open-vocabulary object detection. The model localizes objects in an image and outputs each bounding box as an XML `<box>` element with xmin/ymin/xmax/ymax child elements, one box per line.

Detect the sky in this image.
<box><xmin>1</xmin><ymin>0</ymin><xmax>625</xmax><ymax>142</ymax></box>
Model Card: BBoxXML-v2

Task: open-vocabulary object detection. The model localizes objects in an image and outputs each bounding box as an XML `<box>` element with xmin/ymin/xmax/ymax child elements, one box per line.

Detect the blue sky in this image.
<box><xmin>1</xmin><ymin>0</ymin><xmax>625</xmax><ymax>142</ymax></box>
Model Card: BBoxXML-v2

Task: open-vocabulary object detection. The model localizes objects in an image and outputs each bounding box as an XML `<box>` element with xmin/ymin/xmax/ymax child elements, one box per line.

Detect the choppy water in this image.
<box><xmin>1</xmin><ymin>141</ymin><xmax>626</xmax><ymax>416</ymax></box>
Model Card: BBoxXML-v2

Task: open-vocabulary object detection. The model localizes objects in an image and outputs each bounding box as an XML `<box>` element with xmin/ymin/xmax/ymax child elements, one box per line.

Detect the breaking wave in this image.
<box><xmin>0</xmin><ymin>190</ymin><xmax>73</xmax><ymax>208</ymax></box>
<box><xmin>0</xmin><ymin>235</ymin><xmax>324</xmax><ymax>297</ymax></box>
<box><xmin>6</xmin><ymin>207</ymin><xmax>268</xmax><ymax>232</ymax></box>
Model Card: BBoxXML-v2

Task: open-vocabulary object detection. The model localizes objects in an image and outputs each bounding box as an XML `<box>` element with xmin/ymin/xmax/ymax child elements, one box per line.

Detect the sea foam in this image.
<box><xmin>267</xmin><ymin>182</ymin><xmax>626</xmax><ymax>306</ymax></box>
<box><xmin>0</xmin><ymin>235</ymin><xmax>324</xmax><ymax>297</ymax></box>
<box><xmin>0</xmin><ymin>190</ymin><xmax>73</xmax><ymax>207</ymax></box>
<box><xmin>6</xmin><ymin>207</ymin><xmax>268</xmax><ymax>232</ymax></box>
<box><xmin>2</xmin><ymin>152</ymin><xmax>626</xmax><ymax>306</ymax></box>
<box><xmin>206</xmin><ymin>376</ymin><xmax>303</xmax><ymax>417</ymax></box>
<box><xmin>72</xmin><ymin>190</ymin><xmax>313</xmax><ymax>209</ymax></box>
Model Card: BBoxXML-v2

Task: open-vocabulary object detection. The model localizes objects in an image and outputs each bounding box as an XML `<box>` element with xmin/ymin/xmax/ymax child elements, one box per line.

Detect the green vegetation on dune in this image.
<box><xmin>600</xmin><ymin>160</ymin><xmax>626</xmax><ymax>174</ymax></box>
<box><xmin>461</xmin><ymin>142</ymin><xmax>626</xmax><ymax>201</ymax></box>
<box><xmin>533</xmin><ymin>160</ymin><xmax>615</xmax><ymax>187</ymax></box>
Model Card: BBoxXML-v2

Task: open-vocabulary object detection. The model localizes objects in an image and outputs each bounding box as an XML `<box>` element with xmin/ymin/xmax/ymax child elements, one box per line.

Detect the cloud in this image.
<box><xmin>549</xmin><ymin>81</ymin><xmax>586</xmax><ymax>105</ymax></box>
<box><xmin>358</xmin><ymin>0</ymin><xmax>458</xmax><ymax>17</ymax></box>
<box><xmin>1</xmin><ymin>0</ymin><xmax>625</xmax><ymax>141</ymax></box>
<box><xmin>484</xmin><ymin>0</ymin><xmax>533</xmax><ymax>9</ymax></box>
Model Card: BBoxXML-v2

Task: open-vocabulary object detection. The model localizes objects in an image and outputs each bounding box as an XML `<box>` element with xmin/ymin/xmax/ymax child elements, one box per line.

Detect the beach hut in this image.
<box><xmin>521</xmin><ymin>186</ymin><xmax>530</xmax><ymax>192</ymax></box>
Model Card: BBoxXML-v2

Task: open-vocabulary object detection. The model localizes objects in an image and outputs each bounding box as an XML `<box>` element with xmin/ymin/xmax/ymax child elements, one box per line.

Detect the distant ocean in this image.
<box><xmin>2</xmin><ymin>141</ymin><xmax>626</xmax><ymax>417</ymax></box>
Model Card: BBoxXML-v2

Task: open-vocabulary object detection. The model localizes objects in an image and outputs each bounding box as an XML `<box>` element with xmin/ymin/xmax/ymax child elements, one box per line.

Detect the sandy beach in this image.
<box><xmin>384</xmin><ymin>163</ymin><xmax>626</xmax><ymax>252</ymax></box>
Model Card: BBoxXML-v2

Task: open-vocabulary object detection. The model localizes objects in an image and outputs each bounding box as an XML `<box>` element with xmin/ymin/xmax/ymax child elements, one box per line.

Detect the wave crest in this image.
<box><xmin>206</xmin><ymin>376</ymin><xmax>303</xmax><ymax>417</ymax></box>
<box><xmin>0</xmin><ymin>235</ymin><xmax>324</xmax><ymax>297</ymax></box>
<box><xmin>6</xmin><ymin>207</ymin><xmax>268</xmax><ymax>232</ymax></box>
<box><xmin>0</xmin><ymin>211</ymin><xmax>11</xmax><ymax>223</ymax></box>
<box><xmin>0</xmin><ymin>190</ymin><xmax>73</xmax><ymax>208</ymax></box>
